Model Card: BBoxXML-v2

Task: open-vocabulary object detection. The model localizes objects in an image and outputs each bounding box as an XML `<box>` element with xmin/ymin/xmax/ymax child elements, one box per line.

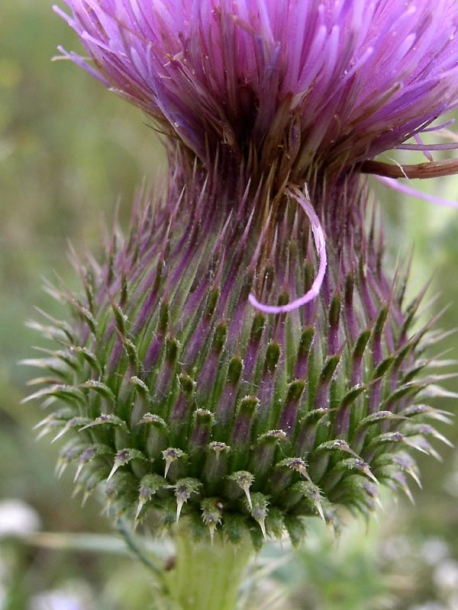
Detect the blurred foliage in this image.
<box><xmin>1</xmin><ymin>1</ymin><xmax>458</xmax><ymax>609</ymax></box>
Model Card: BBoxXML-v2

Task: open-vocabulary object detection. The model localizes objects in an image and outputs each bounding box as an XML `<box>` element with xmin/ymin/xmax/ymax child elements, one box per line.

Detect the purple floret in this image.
<box><xmin>56</xmin><ymin>0</ymin><xmax>458</xmax><ymax>175</ymax></box>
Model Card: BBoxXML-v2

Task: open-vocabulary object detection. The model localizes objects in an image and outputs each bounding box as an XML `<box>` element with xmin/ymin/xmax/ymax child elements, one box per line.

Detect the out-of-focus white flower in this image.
<box><xmin>433</xmin><ymin>559</ymin><xmax>458</xmax><ymax>592</ymax></box>
<box><xmin>410</xmin><ymin>603</ymin><xmax>447</xmax><ymax>610</ymax></box>
<box><xmin>421</xmin><ymin>538</ymin><xmax>450</xmax><ymax>566</ymax></box>
<box><xmin>0</xmin><ymin>500</ymin><xmax>40</xmax><ymax>538</ymax></box>
<box><xmin>29</xmin><ymin>583</ymin><xmax>94</xmax><ymax>610</ymax></box>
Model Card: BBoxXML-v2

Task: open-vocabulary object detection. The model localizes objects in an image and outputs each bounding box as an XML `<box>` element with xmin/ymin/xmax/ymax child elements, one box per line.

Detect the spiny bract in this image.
<box><xmin>26</xmin><ymin>163</ymin><xmax>450</xmax><ymax>548</ymax></box>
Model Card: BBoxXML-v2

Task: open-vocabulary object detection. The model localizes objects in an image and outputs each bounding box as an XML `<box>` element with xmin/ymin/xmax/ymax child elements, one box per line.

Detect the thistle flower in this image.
<box><xmin>28</xmin><ymin>3</ymin><xmax>457</xmax><ymax>589</ymax></box>
<box><xmin>56</xmin><ymin>0</ymin><xmax>458</xmax><ymax>182</ymax></box>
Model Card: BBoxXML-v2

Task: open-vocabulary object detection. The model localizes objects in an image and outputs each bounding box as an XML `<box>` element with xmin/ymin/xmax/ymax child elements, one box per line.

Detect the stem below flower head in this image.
<box><xmin>116</xmin><ymin>518</ymin><xmax>165</xmax><ymax>578</ymax></box>
<box><xmin>165</xmin><ymin>525</ymin><xmax>254</xmax><ymax>610</ymax></box>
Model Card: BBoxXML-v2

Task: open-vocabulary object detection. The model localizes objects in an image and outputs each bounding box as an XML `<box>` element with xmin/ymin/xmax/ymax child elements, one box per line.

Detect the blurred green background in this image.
<box><xmin>1</xmin><ymin>1</ymin><xmax>458</xmax><ymax>609</ymax></box>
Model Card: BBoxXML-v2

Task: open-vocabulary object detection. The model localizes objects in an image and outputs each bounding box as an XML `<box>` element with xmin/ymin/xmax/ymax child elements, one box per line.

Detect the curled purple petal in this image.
<box><xmin>248</xmin><ymin>186</ymin><xmax>327</xmax><ymax>314</ymax></box>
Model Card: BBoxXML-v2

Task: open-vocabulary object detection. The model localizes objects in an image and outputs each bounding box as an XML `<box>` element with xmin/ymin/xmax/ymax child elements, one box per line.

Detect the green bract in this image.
<box><xmin>26</xmin><ymin>167</ymin><xmax>449</xmax><ymax>549</ymax></box>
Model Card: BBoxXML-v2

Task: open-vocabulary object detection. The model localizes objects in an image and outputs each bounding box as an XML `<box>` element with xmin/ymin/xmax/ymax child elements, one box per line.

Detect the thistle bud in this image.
<box><xmin>26</xmin><ymin>164</ymin><xmax>450</xmax><ymax>547</ymax></box>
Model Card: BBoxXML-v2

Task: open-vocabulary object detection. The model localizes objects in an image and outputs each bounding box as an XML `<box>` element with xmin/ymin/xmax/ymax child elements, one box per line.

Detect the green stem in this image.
<box><xmin>166</xmin><ymin>527</ymin><xmax>254</xmax><ymax>610</ymax></box>
<box><xmin>116</xmin><ymin>518</ymin><xmax>163</xmax><ymax>577</ymax></box>
<box><xmin>116</xmin><ymin>518</ymin><xmax>172</xmax><ymax>602</ymax></box>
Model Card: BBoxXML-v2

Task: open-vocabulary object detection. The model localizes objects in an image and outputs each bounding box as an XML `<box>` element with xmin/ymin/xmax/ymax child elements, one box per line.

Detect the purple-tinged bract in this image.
<box><xmin>25</xmin><ymin>164</ymin><xmax>451</xmax><ymax>546</ymax></box>
<box><xmin>57</xmin><ymin>0</ymin><xmax>458</xmax><ymax>180</ymax></box>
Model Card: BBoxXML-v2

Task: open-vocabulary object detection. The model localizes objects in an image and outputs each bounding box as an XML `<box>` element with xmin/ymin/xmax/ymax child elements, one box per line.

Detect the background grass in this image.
<box><xmin>1</xmin><ymin>2</ymin><xmax>458</xmax><ymax>608</ymax></box>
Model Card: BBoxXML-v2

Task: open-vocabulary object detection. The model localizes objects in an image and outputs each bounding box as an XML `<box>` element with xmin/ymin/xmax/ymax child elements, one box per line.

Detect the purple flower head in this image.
<box><xmin>57</xmin><ymin>0</ymin><xmax>458</xmax><ymax>179</ymax></box>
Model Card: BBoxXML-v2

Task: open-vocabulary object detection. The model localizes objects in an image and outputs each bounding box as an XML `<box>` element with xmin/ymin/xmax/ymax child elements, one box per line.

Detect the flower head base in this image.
<box><xmin>26</xmin><ymin>167</ymin><xmax>451</xmax><ymax>547</ymax></box>
<box><xmin>57</xmin><ymin>0</ymin><xmax>458</xmax><ymax>181</ymax></box>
